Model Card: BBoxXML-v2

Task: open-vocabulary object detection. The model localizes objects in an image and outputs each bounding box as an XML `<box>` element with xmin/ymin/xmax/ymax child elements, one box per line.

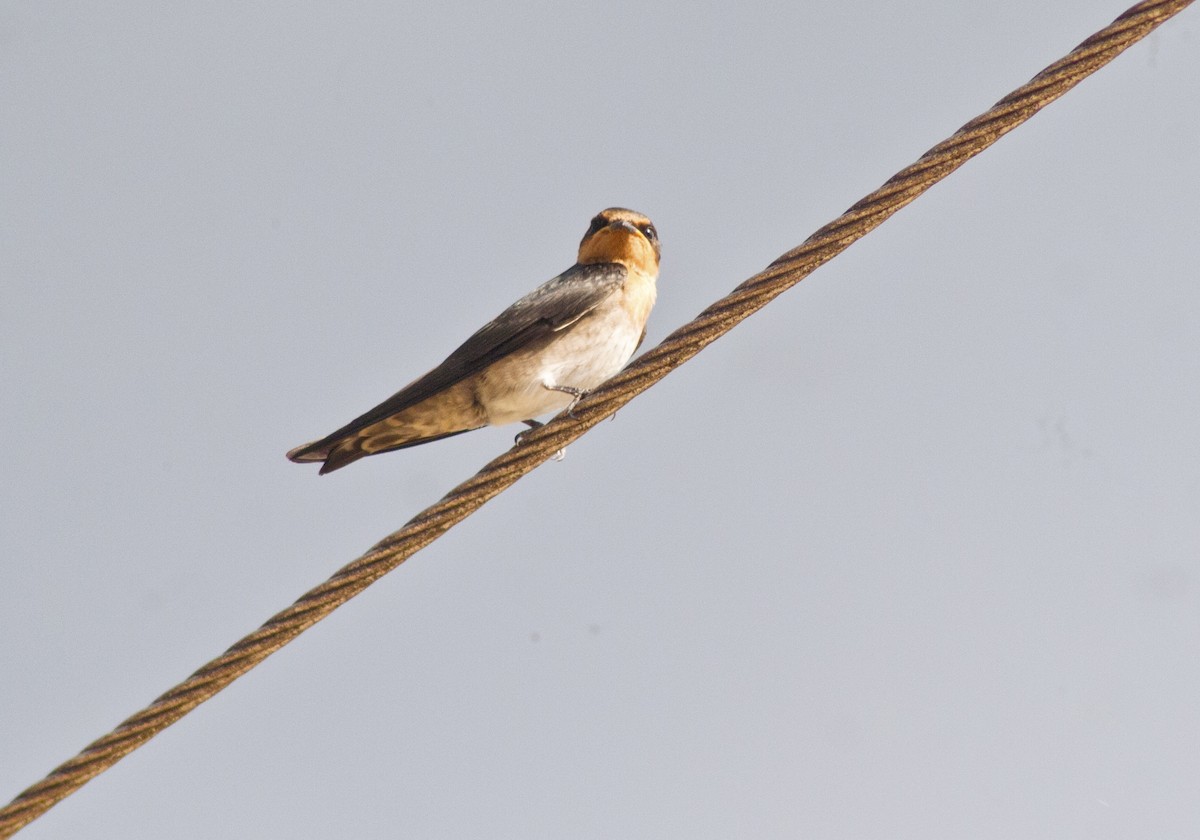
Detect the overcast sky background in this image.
<box><xmin>2</xmin><ymin>2</ymin><xmax>1198</xmax><ymax>838</ymax></box>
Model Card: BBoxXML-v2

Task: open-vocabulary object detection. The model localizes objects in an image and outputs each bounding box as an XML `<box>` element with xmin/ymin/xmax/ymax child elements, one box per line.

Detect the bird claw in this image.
<box><xmin>514</xmin><ymin>419</ymin><xmax>566</xmax><ymax>460</ymax></box>
<box><xmin>514</xmin><ymin>419</ymin><xmax>542</xmax><ymax>446</ymax></box>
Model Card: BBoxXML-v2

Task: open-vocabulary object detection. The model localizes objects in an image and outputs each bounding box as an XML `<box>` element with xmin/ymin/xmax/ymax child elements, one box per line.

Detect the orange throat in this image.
<box><xmin>577</xmin><ymin>226</ymin><xmax>659</xmax><ymax>275</ymax></box>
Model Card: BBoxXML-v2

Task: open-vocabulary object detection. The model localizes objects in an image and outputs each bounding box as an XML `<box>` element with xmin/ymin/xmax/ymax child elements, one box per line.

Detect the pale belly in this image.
<box><xmin>475</xmin><ymin>303</ymin><xmax>644</xmax><ymax>426</ymax></box>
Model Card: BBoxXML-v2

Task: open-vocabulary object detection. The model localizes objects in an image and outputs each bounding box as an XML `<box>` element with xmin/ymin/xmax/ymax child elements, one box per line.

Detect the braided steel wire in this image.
<box><xmin>0</xmin><ymin>0</ymin><xmax>1189</xmax><ymax>834</ymax></box>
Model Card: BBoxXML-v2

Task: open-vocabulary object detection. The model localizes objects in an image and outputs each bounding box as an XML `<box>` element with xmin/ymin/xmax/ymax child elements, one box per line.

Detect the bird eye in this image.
<box><xmin>587</xmin><ymin>215</ymin><xmax>607</xmax><ymax>236</ymax></box>
<box><xmin>640</xmin><ymin>224</ymin><xmax>657</xmax><ymax>241</ymax></box>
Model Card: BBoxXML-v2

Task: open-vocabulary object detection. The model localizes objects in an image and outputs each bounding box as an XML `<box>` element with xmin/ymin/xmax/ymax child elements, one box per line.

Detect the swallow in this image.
<box><xmin>287</xmin><ymin>207</ymin><xmax>660</xmax><ymax>474</ymax></box>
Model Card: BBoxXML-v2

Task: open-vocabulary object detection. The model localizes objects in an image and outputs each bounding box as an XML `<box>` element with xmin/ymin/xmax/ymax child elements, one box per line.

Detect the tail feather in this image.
<box><xmin>316</xmin><ymin>442</ymin><xmax>370</xmax><ymax>474</ymax></box>
<box><xmin>286</xmin><ymin>426</ymin><xmax>481</xmax><ymax>475</ymax></box>
<box><xmin>286</xmin><ymin>437</ymin><xmax>367</xmax><ymax>474</ymax></box>
<box><xmin>286</xmin><ymin>441</ymin><xmax>330</xmax><ymax>463</ymax></box>
<box><xmin>286</xmin><ymin>376</ymin><xmax>492</xmax><ymax>474</ymax></box>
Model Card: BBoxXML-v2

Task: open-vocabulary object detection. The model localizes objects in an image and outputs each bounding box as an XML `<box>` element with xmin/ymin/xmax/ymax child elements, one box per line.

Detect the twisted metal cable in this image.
<box><xmin>1</xmin><ymin>0</ymin><xmax>1189</xmax><ymax>834</ymax></box>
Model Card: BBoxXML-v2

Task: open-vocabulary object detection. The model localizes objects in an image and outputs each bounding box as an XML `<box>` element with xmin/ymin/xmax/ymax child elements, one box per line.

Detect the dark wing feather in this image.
<box><xmin>288</xmin><ymin>262</ymin><xmax>627</xmax><ymax>460</ymax></box>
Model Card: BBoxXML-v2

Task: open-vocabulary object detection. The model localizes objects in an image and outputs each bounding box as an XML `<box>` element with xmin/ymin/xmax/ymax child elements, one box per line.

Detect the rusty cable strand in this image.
<box><xmin>0</xmin><ymin>0</ymin><xmax>1190</xmax><ymax>834</ymax></box>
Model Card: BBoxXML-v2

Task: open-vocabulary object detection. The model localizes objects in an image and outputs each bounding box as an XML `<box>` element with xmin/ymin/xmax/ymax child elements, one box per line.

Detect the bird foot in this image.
<box><xmin>514</xmin><ymin>419</ymin><xmax>542</xmax><ymax>446</ymax></box>
<box><xmin>514</xmin><ymin>419</ymin><xmax>565</xmax><ymax>460</ymax></box>
<box><xmin>544</xmin><ymin>384</ymin><xmax>589</xmax><ymax>419</ymax></box>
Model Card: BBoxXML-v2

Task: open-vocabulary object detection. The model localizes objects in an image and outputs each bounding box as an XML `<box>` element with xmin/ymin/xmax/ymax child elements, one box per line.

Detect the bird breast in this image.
<box><xmin>476</xmin><ymin>270</ymin><xmax>657</xmax><ymax>426</ymax></box>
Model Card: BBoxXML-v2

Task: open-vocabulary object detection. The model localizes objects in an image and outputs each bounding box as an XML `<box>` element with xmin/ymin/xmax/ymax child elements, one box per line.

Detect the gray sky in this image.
<box><xmin>3</xmin><ymin>2</ymin><xmax>1199</xmax><ymax>838</ymax></box>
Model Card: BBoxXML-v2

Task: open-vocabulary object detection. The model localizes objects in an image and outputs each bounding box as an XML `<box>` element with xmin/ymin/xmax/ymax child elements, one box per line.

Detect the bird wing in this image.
<box><xmin>288</xmin><ymin>262</ymin><xmax>627</xmax><ymax>461</ymax></box>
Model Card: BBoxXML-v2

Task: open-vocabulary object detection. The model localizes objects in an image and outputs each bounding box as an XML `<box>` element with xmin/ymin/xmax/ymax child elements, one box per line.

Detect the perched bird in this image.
<box><xmin>287</xmin><ymin>207</ymin><xmax>660</xmax><ymax>474</ymax></box>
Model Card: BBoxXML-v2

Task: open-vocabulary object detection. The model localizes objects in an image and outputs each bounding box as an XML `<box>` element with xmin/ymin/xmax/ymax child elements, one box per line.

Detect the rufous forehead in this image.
<box><xmin>595</xmin><ymin>207</ymin><xmax>653</xmax><ymax>226</ymax></box>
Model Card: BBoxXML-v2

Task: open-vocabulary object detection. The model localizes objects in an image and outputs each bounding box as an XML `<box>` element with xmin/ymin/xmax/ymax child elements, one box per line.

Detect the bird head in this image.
<box><xmin>577</xmin><ymin>207</ymin><xmax>660</xmax><ymax>272</ymax></box>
